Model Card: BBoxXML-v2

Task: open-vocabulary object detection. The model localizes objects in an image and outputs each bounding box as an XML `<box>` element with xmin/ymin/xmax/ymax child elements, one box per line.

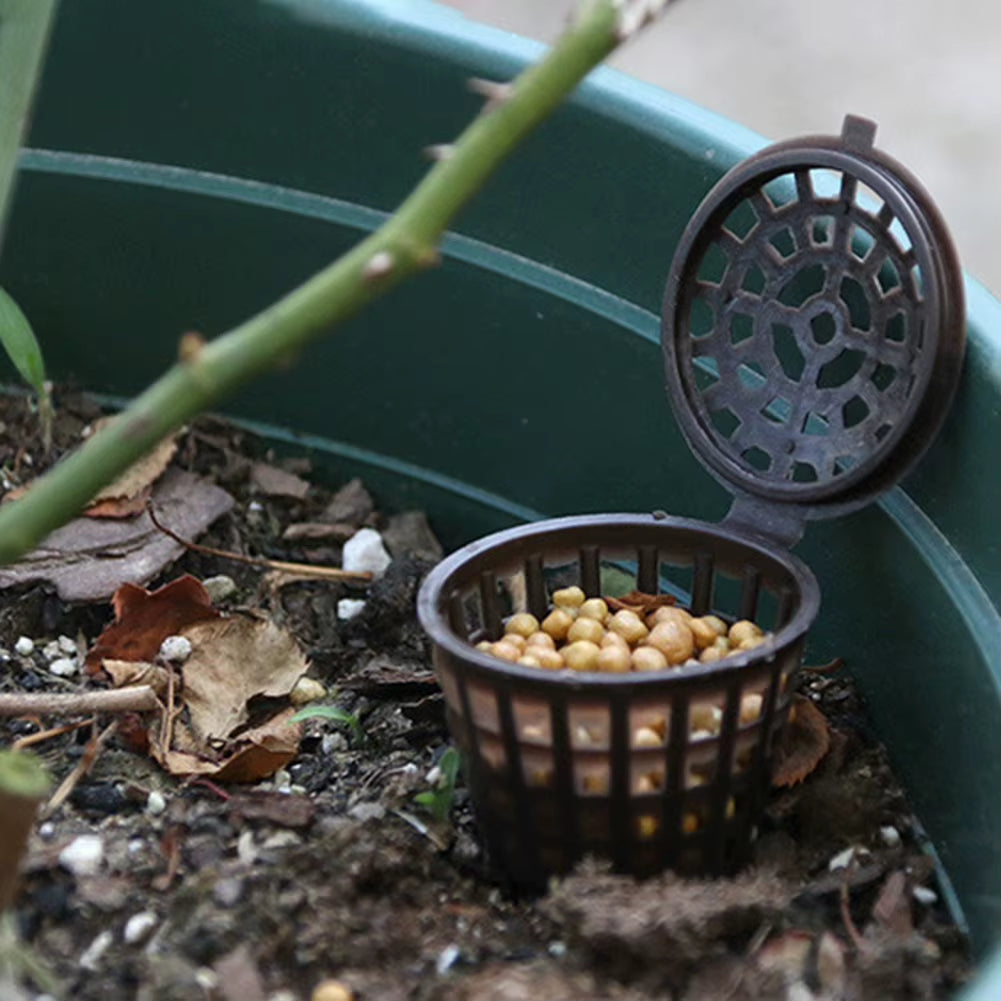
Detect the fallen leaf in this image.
<box><xmin>116</xmin><ymin>713</ymin><xmax>151</xmax><ymax>755</ymax></box>
<box><xmin>605</xmin><ymin>590</ymin><xmax>678</xmax><ymax>615</ymax></box>
<box><xmin>103</xmin><ymin>660</ymin><xmax>170</xmax><ymax>697</ymax></box>
<box><xmin>0</xmin><ymin>468</ymin><xmax>234</xmax><ymax>603</ymax></box>
<box><xmin>84</xmin><ymin>417</ymin><xmax>177</xmax><ymax>510</ymax></box>
<box><xmin>179</xmin><ymin>614</ymin><xmax>309</xmax><ymax>742</ymax></box>
<box><xmin>83</xmin><ymin>487</ymin><xmax>153</xmax><ymax>520</ymax></box>
<box><xmin>772</xmin><ymin>694</ymin><xmax>832</xmax><ymax>787</ymax></box>
<box><xmin>152</xmin><ymin>707</ymin><xmax>302</xmax><ymax>782</ymax></box>
<box><xmin>249</xmin><ymin>461</ymin><xmax>310</xmax><ymax>500</ymax></box>
<box><xmin>86</xmin><ymin>575</ymin><xmax>219</xmax><ymax>675</ymax></box>
<box><xmin>89</xmin><ymin>572</ymin><xmax>309</xmax><ymax>783</ymax></box>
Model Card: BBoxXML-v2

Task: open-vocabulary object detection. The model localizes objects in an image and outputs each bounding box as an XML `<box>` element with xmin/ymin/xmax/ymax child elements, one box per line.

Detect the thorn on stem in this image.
<box><xmin>178</xmin><ymin>331</ymin><xmax>206</xmax><ymax>364</ymax></box>
<box><xmin>417</xmin><ymin>246</ymin><xmax>441</xmax><ymax>269</ymax></box>
<box><xmin>423</xmin><ymin>143</ymin><xmax>456</xmax><ymax>163</ymax></box>
<box><xmin>467</xmin><ymin>76</ymin><xmax>514</xmax><ymax>112</ymax></box>
<box><xmin>362</xmin><ymin>251</ymin><xmax>396</xmax><ymax>282</ymax></box>
<box><xmin>614</xmin><ymin>0</ymin><xmax>674</xmax><ymax>41</ymax></box>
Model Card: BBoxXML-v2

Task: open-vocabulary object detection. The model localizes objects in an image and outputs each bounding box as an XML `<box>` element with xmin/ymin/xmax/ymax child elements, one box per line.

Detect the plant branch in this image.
<box><xmin>0</xmin><ymin>0</ymin><xmax>674</xmax><ymax>565</ymax></box>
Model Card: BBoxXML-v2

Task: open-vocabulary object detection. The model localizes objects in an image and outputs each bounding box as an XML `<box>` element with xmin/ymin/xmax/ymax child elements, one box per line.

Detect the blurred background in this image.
<box><xmin>441</xmin><ymin>0</ymin><xmax>1001</xmax><ymax>297</ymax></box>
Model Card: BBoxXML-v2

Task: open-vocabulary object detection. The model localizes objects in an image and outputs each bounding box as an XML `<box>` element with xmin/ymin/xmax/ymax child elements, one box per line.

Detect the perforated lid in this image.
<box><xmin>662</xmin><ymin>116</ymin><xmax>965</xmax><ymax>543</ymax></box>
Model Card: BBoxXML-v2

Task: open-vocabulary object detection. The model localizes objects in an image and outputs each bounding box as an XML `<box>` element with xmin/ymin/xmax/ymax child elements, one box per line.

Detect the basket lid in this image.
<box><xmin>662</xmin><ymin>116</ymin><xmax>965</xmax><ymax>545</ymax></box>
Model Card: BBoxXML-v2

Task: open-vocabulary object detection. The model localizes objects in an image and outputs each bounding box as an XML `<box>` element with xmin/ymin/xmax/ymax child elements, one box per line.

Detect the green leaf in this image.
<box><xmin>439</xmin><ymin>746</ymin><xmax>461</xmax><ymax>786</ymax></box>
<box><xmin>289</xmin><ymin>703</ymin><xmax>363</xmax><ymax>741</ymax></box>
<box><xmin>0</xmin><ymin>286</ymin><xmax>46</xmax><ymax>394</ymax></box>
<box><xmin>414</xmin><ymin>746</ymin><xmax>462</xmax><ymax>823</ymax></box>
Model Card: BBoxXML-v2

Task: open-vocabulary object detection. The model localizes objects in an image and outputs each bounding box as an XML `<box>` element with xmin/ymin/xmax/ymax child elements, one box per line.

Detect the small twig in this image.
<box><xmin>42</xmin><ymin>719</ymin><xmax>117</xmax><ymax>818</ymax></box>
<box><xmin>189</xmin><ymin>777</ymin><xmax>232</xmax><ymax>801</ymax></box>
<box><xmin>839</xmin><ymin>871</ymin><xmax>869</xmax><ymax>953</ymax></box>
<box><xmin>152</xmin><ymin>824</ymin><xmax>184</xmax><ymax>892</ymax></box>
<box><xmin>11</xmin><ymin>717</ymin><xmax>93</xmax><ymax>750</ymax></box>
<box><xmin>0</xmin><ymin>686</ymin><xmax>159</xmax><ymax>717</ymax></box>
<box><xmin>159</xmin><ymin>667</ymin><xmax>179</xmax><ymax>762</ymax></box>
<box><xmin>146</xmin><ymin>501</ymin><xmax>373</xmax><ymax>584</ymax></box>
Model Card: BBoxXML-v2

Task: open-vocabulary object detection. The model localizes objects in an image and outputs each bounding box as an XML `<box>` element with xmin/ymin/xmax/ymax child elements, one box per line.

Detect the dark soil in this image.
<box><xmin>0</xmin><ymin>390</ymin><xmax>972</xmax><ymax>1001</ymax></box>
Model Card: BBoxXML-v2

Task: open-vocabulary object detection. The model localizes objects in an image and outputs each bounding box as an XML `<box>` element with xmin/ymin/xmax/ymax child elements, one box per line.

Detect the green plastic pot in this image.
<box><xmin>0</xmin><ymin>1</ymin><xmax>998</xmax><ymax>993</ymax></box>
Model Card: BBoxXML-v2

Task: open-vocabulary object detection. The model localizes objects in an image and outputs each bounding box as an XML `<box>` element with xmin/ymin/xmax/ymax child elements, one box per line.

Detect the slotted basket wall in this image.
<box><xmin>420</xmin><ymin>514</ymin><xmax>818</xmax><ymax>886</ymax></box>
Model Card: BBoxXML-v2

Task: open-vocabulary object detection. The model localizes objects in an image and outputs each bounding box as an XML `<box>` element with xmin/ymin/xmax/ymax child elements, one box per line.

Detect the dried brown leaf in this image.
<box><xmin>151</xmin><ymin>708</ymin><xmax>302</xmax><ymax>782</ymax></box>
<box><xmin>85</xmin><ymin>417</ymin><xmax>177</xmax><ymax>508</ymax></box>
<box><xmin>103</xmin><ymin>659</ymin><xmax>170</xmax><ymax>697</ymax></box>
<box><xmin>605</xmin><ymin>590</ymin><xmax>678</xmax><ymax>615</ymax></box>
<box><xmin>86</xmin><ymin>575</ymin><xmax>219</xmax><ymax>675</ymax></box>
<box><xmin>179</xmin><ymin>614</ymin><xmax>309</xmax><ymax>743</ymax></box>
<box><xmin>116</xmin><ymin>713</ymin><xmax>151</xmax><ymax>755</ymax></box>
<box><xmin>83</xmin><ymin>486</ymin><xmax>153</xmax><ymax>520</ymax></box>
<box><xmin>772</xmin><ymin>694</ymin><xmax>832</xmax><ymax>787</ymax></box>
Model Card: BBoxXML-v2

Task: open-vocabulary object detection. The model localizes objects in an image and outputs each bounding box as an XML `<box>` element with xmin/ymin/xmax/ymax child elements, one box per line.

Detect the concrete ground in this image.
<box><xmin>441</xmin><ymin>0</ymin><xmax>1001</xmax><ymax>298</ymax></box>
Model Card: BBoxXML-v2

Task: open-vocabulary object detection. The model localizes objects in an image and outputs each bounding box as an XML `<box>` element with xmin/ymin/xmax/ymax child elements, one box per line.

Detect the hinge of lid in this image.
<box><xmin>722</xmin><ymin>497</ymin><xmax>806</xmax><ymax>550</ymax></box>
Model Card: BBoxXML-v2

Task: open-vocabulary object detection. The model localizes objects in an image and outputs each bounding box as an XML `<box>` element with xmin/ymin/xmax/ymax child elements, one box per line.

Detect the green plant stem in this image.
<box><xmin>0</xmin><ymin>0</ymin><xmax>59</xmax><ymax>241</ymax></box>
<box><xmin>0</xmin><ymin>0</ymin><xmax>653</xmax><ymax>566</ymax></box>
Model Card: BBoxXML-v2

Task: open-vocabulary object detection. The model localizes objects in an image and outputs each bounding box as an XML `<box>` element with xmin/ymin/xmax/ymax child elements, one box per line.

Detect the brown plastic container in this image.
<box><xmin>417</xmin><ymin>116</ymin><xmax>966</xmax><ymax>888</ymax></box>
<box><xmin>419</xmin><ymin>513</ymin><xmax>818</xmax><ymax>886</ymax></box>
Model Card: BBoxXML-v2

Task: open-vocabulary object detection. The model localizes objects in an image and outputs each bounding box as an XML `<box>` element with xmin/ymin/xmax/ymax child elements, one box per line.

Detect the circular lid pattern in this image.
<box><xmin>662</xmin><ymin>116</ymin><xmax>966</xmax><ymax>522</ymax></box>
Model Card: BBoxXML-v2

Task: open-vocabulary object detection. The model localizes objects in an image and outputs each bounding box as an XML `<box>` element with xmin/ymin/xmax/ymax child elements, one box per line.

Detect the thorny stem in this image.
<box><xmin>0</xmin><ymin>0</ymin><xmax>675</xmax><ymax>566</ymax></box>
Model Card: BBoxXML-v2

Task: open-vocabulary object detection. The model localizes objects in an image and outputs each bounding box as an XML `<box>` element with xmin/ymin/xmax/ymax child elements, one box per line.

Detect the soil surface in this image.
<box><xmin>0</xmin><ymin>390</ymin><xmax>972</xmax><ymax>1001</ymax></box>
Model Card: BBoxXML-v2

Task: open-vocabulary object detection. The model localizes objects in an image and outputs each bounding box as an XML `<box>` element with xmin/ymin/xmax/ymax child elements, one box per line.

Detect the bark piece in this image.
<box><xmin>0</xmin><ymin>468</ymin><xmax>234</xmax><ymax>603</ymax></box>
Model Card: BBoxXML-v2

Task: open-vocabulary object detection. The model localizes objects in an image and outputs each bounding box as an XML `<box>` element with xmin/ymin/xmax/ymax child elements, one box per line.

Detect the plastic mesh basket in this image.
<box><xmin>417</xmin><ymin>116</ymin><xmax>965</xmax><ymax>887</ymax></box>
